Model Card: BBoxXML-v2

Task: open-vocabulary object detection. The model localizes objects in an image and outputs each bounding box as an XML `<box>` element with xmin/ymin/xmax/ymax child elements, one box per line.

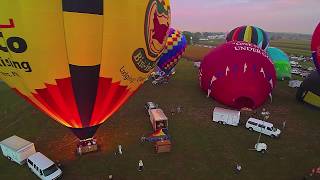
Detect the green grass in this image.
<box><xmin>269</xmin><ymin>40</ymin><xmax>311</xmax><ymax>57</ymax></box>
<box><xmin>1</xmin><ymin>60</ymin><xmax>320</xmax><ymax>180</ymax></box>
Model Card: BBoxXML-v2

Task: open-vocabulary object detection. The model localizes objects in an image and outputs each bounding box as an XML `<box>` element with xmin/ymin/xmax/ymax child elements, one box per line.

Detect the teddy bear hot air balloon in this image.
<box><xmin>0</xmin><ymin>0</ymin><xmax>171</xmax><ymax>151</ymax></box>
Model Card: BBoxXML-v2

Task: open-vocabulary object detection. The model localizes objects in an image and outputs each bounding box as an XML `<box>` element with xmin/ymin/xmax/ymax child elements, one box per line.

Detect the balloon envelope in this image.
<box><xmin>226</xmin><ymin>25</ymin><xmax>269</xmax><ymax>50</ymax></box>
<box><xmin>200</xmin><ymin>41</ymin><xmax>276</xmax><ymax>109</ymax></box>
<box><xmin>296</xmin><ymin>71</ymin><xmax>320</xmax><ymax>108</ymax></box>
<box><xmin>267</xmin><ymin>47</ymin><xmax>291</xmax><ymax>80</ymax></box>
<box><xmin>0</xmin><ymin>0</ymin><xmax>171</xmax><ymax>139</ymax></box>
<box><xmin>157</xmin><ymin>28</ymin><xmax>187</xmax><ymax>75</ymax></box>
<box><xmin>311</xmin><ymin>23</ymin><xmax>320</xmax><ymax>73</ymax></box>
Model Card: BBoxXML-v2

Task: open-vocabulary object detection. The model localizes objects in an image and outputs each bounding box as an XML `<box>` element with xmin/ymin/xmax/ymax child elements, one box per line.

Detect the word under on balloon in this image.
<box><xmin>233</xmin><ymin>42</ymin><xmax>269</xmax><ymax>58</ymax></box>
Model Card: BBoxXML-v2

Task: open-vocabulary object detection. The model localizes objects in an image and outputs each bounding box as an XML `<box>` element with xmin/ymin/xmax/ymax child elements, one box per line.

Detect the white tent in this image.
<box><xmin>288</xmin><ymin>80</ymin><xmax>302</xmax><ymax>88</ymax></box>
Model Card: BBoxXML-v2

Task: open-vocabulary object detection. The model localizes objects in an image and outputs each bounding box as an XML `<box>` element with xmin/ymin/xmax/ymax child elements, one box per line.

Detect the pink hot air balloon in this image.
<box><xmin>311</xmin><ymin>23</ymin><xmax>320</xmax><ymax>73</ymax></box>
<box><xmin>199</xmin><ymin>41</ymin><xmax>276</xmax><ymax>109</ymax></box>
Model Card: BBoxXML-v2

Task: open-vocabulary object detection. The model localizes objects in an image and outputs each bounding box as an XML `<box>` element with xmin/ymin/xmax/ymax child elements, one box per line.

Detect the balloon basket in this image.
<box><xmin>76</xmin><ymin>138</ymin><xmax>98</xmax><ymax>155</ymax></box>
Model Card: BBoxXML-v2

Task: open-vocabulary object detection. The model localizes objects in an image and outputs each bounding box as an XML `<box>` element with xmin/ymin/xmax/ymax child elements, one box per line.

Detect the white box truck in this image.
<box><xmin>212</xmin><ymin>107</ymin><xmax>240</xmax><ymax>126</ymax></box>
<box><xmin>0</xmin><ymin>135</ymin><xmax>36</xmax><ymax>165</ymax></box>
<box><xmin>149</xmin><ymin>108</ymin><xmax>168</xmax><ymax>131</ymax></box>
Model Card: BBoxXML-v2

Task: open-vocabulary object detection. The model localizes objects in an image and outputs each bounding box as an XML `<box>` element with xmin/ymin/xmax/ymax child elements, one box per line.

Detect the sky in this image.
<box><xmin>171</xmin><ymin>0</ymin><xmax>320</xmax><ymax>34</ymax></box>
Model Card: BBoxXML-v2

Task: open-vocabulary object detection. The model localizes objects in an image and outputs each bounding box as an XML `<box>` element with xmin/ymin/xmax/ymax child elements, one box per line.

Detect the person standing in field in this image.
<box><xmin>282</xmin><ymin>120</ymin><xmax>286</xmax><ymax>130</ymax></box>
<box><xmin>138</xmin><ymin>160</ymin><xmax>144</xmax><ymax>172</ymax></box>
<box><xmin>261</xmin><ymin>108</ymin><xmax>270</xmax><ymax>120</ymax></box>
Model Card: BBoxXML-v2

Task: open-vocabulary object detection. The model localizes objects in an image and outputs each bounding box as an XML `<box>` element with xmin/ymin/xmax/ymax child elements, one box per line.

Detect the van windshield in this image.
<box><xmin>43</xmin><ymin>164</ymin><xmax>58</xmax><ymax>176</ymax></box>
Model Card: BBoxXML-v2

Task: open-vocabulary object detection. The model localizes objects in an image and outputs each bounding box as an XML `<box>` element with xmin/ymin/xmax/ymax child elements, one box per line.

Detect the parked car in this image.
<box><xmin>245</xmin><ymin>118</ymin><xmax>281</xmax><ymax>138</ymax></box>
<box><xmin>0</xmin><ymin>135</ymin><xmax>36</xmax><ymax>165</ymax></box>
<box><xmin>27</xmin><ymin>152</ymin><xmax>62</xmax><ymax>180</ymax></box>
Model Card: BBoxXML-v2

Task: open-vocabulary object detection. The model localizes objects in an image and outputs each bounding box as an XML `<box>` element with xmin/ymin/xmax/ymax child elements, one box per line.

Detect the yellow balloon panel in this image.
<box><xmin>0</xmin><ymin>0</ymin><xmax>70</xmax><ymax>93</ymax></box>
<box><xmin>63</xmin><ymin>12</ymin><xmax>103</xmax><ymax>66</ymax></box>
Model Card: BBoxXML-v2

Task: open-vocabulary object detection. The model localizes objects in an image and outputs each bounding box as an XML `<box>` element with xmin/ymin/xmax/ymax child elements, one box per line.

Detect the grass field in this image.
<box><xmin>270</xmin><ymin>40</ymin><xmax>311</xmax><ymax>57</ymax></box>
<box><xmin>1</xmin><ymin>59</ymin><xmax>320</xmax><ymax>179</ymax></box>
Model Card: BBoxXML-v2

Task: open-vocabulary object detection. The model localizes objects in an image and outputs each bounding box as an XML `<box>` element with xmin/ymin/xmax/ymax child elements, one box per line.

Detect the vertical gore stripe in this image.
<box><xmin>251</xmin><ymin>27</ymin><xmax>258</xmax><ymax>45</ymax></box>
<box><xmin>227</xmin><ymin>29</ymin><xmax>235</xmax><ymax>41</ymax></box>
<box><xmin>69</xmin><ymin>65</ymin><xmax>100</xmax><ymax>127</ymax></box>
<box><xmin>62</xmin><ymin>0</ymin><xmax>103</xmax><ymax>15</ymax></box>
<box><xmin>237</xmin><ymin>26</ymin><xmax>246</xmax><ymax>41</ymax></box>
<box><xmin>262</xmin><ymin>30</ymin><xmax>268</xmax><ymax>49</ymax></box>
<box><xmin>244</xmin><ymin>26</ymin><xmax>252</xmax><ymax>43</ymax></box>
<box><xmin>256</xmin><ymin>28</ymin><xmax>263</xmax><ymax>47</ymax></box>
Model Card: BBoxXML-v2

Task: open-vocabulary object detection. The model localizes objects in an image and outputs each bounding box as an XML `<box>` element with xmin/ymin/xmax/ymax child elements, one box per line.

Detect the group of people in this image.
<box><xmin>261</xmin><ymin>108</ymin><xmax>287</xmax><ymax>129</ymax></box>
<box><xmin>108</xmin><ymin>144</ymin><xmax>145</xmax><ymax>179</ymax></box>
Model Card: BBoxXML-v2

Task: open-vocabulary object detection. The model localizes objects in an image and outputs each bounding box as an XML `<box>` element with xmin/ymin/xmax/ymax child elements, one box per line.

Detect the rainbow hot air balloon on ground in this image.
<box><xmin>267</xmin><ymin>47</ymin><xmax>291</xmax><ymax>80</ymax></box>
<box><xmin>311</xmin><ymin>23</ymin><xmax>320</xmax><ymax>73</ymax></box>
<box><xmin>199</xmin><ymin>41</ymin><xmax>276</xmax><ymax>109</ymax></box>
<box><xmin>226</xmin><ymin>25</ymin><xmax>270</xmax><ymax>50</ymax></box>
<box><xmin>156</xmin><ymin>28</ymin><xmax>187</xmax><ymax>76</ymax></box>
<box><xmin>0</xmin><ymin>1</ymin><xmax>171</xmax><ymax>141</ymax></box>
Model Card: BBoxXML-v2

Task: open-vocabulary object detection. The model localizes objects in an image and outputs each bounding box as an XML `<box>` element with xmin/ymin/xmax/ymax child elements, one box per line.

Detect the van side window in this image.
<box><xmin>258</xmin><ymin>124</ymin><xmax>265</xmax><ymax>128</ymax></box>
<box><xmin>27</xmin><ymin>159</ymin><xmax>33</xmax><ymax>166</ymax></box>
<box><xmin>248</xmin><ymin>121</ymin><xmax>257</xmax><ymax>126</ymax></box>
<box><xmin>267</xmin><ymin>127</ymin><xmax>272</xmax><ymax>131</ymax></box>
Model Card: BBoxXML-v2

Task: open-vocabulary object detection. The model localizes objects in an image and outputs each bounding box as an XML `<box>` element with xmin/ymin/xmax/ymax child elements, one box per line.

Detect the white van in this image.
<box><xmin>27</xmin><ymin>152</ymin><xmax>62</xmax><ymax>180</ymax></box>
<box><xmin>245</xmin><ymin>118</ymin><xmax>281</xmax><ymax>138</ymax></box>
<box><xmin>212</xmin><ymin>107</ymin><xmax>240</xmax><ymax>126</ymax></box>
<box><xmin>0</xmin><ymin>135</ymin><xmax>36</xmax><ymax>165</ymax></box>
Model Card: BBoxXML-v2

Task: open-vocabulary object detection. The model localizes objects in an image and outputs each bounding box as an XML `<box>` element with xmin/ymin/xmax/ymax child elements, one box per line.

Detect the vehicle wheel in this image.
<box><xmin>248</xmin><ymin>127</ymin><xmax>253</xmax><ymax>131</ymax></box>
<box><xmin>218</xmin><ymin>121</ymin><xmax>223</xmax><ymax>124</ymax></box>
<box><xmin>271</xmin><ymin>135</ymin><xmax>276</xmax><ymax>138</ymax></box>
<box><xmin>261</xmin><ymin>149</ymin><xmax>266</xmax><ymax>154</ymax></box>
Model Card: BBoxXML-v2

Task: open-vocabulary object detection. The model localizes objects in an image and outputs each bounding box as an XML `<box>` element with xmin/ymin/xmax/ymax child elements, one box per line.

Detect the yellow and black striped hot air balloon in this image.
<box><xmin>0</xmin><ymin>0</ymin><xmax>171</xmax><ymax>140</ymax></box>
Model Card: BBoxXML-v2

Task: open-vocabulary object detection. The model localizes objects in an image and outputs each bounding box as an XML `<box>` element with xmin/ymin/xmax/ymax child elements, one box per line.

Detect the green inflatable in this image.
<box><xmin>267</xmin><ymin>47</ymin><xmax>291</xmax><ymax>80</ymax></box>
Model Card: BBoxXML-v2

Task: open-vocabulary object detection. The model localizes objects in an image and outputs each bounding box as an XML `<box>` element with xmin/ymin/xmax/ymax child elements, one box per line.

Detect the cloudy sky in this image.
<box><xmin>171</xmin><ymin>0</ymin><xmax>320</xmax><ymax>34</ymax></box>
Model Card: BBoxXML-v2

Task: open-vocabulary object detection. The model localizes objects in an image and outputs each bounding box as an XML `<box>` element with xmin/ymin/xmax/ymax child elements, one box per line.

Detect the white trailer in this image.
<box><xmin>0</xmin><ymin>135</ymin><xmax>36</xmax><ymax>165</ymax></box>
<box><xmin>212</xmin><ymin>107</ymin><xmax>240</xmax><ymax>126</ymax></box>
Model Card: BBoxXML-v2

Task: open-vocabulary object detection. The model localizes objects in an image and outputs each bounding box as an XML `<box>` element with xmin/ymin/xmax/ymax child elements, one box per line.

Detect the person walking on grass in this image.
<box><xmin>282</xmin><ymin>120</ymin><xmax>286</xmax><ymax>130</ymax></box>
<box><xmin>138</xmin><ymin>160</ymin><xmax>144</xmax><ymax>172</ymax></box>
<box><xmin>235</xmin><ymin>163</ymin><xmax>242</xmax><ymax>174</ymax></box>
<box><xmin>261</xmin><ymin>108</ymin><xmax>270</xmax><ymax>120</ymax></box>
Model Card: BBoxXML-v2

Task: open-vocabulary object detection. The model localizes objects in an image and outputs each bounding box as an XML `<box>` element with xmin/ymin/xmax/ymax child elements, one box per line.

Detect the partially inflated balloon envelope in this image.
<box><xmin>157</xmin><ymin>28</ymin><xmax>187</xmax><ymax>76</ymax></box>
<box><xmin>311</xmin><ymin>23</ymin><xmax>320</xmax><ymax>73</ymax></box>
<box><xmin>199</xmin><ymin>41</ymin><xmax>276</xmax><ymax>109</ymax></box>
<box><xmin>296</xmin><ymin>71</ymin><xmax>320</xmax><ymax>108</ymax></box>
<box><xmin>267</xmin><ymin>47</ymin><xmax>291</xmax><ymax>80</ymax></box>
<box><xmin>226</xmin><ymin>25</ymin><xmax>270</xmax><ymax>50</ymax></box>
<box><xmin>0</xmin><ymin>0</ymin><xmax>171</xmax><ymax>140</ymax></box>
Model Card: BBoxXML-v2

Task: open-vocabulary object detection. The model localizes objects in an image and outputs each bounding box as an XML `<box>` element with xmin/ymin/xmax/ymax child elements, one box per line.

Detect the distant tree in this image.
<box><xmin>193</xmin><ymin>32</ymin><xmax>202</xmax><ymax>43</ymax></box>
<box><xmin>182</xmin><ymin>31</ymin><xmax>193</xmax><ymax>45</ymax></box>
